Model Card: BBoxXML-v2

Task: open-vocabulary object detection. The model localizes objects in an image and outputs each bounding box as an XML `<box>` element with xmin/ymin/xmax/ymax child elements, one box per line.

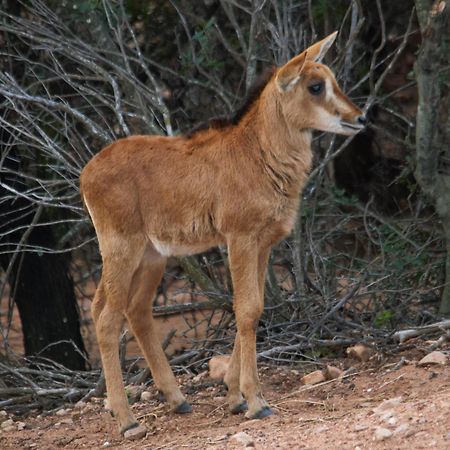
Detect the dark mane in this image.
<box><xmin>184</xmin><ymin>66</ymin><xmax>276</xmax><ymax>138</ymax></box>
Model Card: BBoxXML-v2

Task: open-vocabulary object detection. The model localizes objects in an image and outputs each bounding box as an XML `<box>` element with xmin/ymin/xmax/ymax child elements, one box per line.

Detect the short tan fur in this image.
<box><xmin>80</xmin><ymin>32</ymin><xmax>365</xmax><ymax>435</ymax></box>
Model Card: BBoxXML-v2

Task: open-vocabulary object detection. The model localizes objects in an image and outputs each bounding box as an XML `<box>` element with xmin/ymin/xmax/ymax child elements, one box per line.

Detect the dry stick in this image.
<box><xmin>392</xmin><ymin>319</ymin><xmax>450</xmax><ymax>343</ymax></box>
<box><xmin>275</xmin><ymin>368</ymin><xmax>372</xmax><ymax>403</ymax></box>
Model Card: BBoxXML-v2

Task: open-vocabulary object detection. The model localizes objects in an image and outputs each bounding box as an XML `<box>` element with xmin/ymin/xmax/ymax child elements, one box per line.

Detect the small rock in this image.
<box><xmin>2</xmin><ymin>425</ymin><xmax>15</xmax><ymax>432</ymax></box>
<box><xmin>103</xmin><ymin>442</ymin><xmax>111</xmax><ymax>447</ymax></box>
<box><xmin>324</xmin><ymin>365</ymin><xmax>344</xmax><ymax>380</ymax></box>
<box><xmin>124</xmin><ymin>425</ymin><xmax>147</xmax><ymax>441</ymax></box>
<box><xmin>0</xmin><ymin>410</ymin><xmax>7</xmax><ymax>417</ymax></box>
<box><xmin>346</xmin><ymin>344</ymin><xmax>373</xmax><ymax>362</ymax></box>
<box><xmin>125</xmin><ymin>385</ymin><xmax>143</xmax><ymax>403</ymax></box>
<box><xmin>301</xmin><ymin>370</ymin><xmax>327</xmax><ymax>385</ymax></box>
<box><xmin>374</xmin><ymin>427</ymin><xmax>392</xmax><ymax>441</ymax></box>
<box><xmin>372</xmin><ymin>397</ymin><xmax>402</xmax><ymax>415</ymax></box>
<box><xmin>16</xmin><ymin>421</ymin><xmax>26</xmax><ymax>431</ymax></box>
<box><xmin>1</xmin><ymin>419</ymin><xmax>14</xmax><ymax>429</ymax></box>
<box><xmin>61</xmin><ymin>418</ymin><xmax>73</xmax><ymax>425</ymax></box>
<box><xmin>213</xmin><ymin>396</ymin><xmax>226</xmax><ymax>403</ymax></box>
<box><xmin>394</xmin><ymin>423</ymin><xmax>409</xmax><ymax>435</ymax></box>
<box><xmin>229</xmin><ymin>431</ymin><xmax>254</xmax><ymax>447</ymax></box>
<box><xmin>54</xmin><ymin>422</ymin><xmax>61</xmax><ymax>428</ymax></box>
<box><xmin>74</xmin><ymin>400</ymin><xmax>86</xmax><ymax>409</ymax></box>
<box><xmin>445</xmin><ymin>432</ymin><xmax>450</xmax><ymax>440</ymax></box>
<box><xmin>29</xmin><ymin>444</ymin><xmax>37</xmax><ymax>448</ymax></box>
<box><xmin>387</xmin><ymin>416</ymin><xmax>397</xmax><ymax>426</ymax></box>
<box><xmin>418</xmin><ymin>351</ymin><xmax>447</xmax><ymax>366</ymax></box>
<box><xmin>354</xmin><ymin>423</ymin><xmax>369</xmax><ymax>432</ymax></box>
<box><xmin>193</xmin><ymin>371</ymin><xmax>208</xmax><ymax>383</ymax></box>
<box><xmin>56</xmin><ymin>408</ymin><xmax>69</xmax><ymax>416</ymax></box>
<box><xmin>209</xmin><ymin>355</ymin><xmax>231</xmax><ymax>381</ymax></box>
<box><xmin>315</xmin><ymin>425</ymin><xmax>329</xmax><ymax>433</ymax></box>
<box><xmin>140</xmin><ymin>391</ymin><xmax>152</xmax><ymax>402</ymax></box>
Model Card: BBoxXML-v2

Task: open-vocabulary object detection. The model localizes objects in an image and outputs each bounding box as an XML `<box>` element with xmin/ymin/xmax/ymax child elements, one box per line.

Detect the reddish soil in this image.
<box><xmin>1</xmin><ymin>348</ymin><xmax>449</xmax><ymax>449</ymax></box>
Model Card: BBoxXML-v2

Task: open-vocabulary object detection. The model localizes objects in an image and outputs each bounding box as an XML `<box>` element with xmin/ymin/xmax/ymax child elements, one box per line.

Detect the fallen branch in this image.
<box><xmin>392</xmin><ymin>320</ymin><xmax>450</xmax><ymax>343</ymax></box>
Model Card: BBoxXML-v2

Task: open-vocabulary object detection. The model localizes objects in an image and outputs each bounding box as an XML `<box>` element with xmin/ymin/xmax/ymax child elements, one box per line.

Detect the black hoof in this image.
<box><xmin>231</xmin><ymin>400</ymin><xmax>248</xmax><ymax>414</ymax></box>
<box><xmin>121</xmin><ymin>422</ymin><xmax>140</xmax><ymax>435</ymax></box>
<box><xmin>174</xmin><ymin>400</ymin><xmax>192</xmax><ymax>414</ymax></box>
<box><xmin>249</xmin><ymin>406</ymin><xmax>273</xmax><ymax>419</ymax></box>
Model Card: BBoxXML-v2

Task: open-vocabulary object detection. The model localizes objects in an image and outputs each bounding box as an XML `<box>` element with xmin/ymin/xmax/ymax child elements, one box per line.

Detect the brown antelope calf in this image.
<box><xmin>80</xmin><ymin>32</ymin><xmax>365</xmax><ymax>435</ymax></box>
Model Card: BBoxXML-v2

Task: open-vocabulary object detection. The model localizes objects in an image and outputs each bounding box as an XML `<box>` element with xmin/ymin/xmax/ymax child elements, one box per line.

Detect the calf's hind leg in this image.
<box><xmin>125</xmin><ymin>245</ymin><xmax>190</xmax><ymax>413</ymax></box>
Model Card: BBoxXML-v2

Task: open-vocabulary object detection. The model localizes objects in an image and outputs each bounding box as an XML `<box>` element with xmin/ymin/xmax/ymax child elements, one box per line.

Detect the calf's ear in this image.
<box><xmin>275</xmin><ymin>31</ymin><xmax>338</xmax><ymax>92</ymax></box>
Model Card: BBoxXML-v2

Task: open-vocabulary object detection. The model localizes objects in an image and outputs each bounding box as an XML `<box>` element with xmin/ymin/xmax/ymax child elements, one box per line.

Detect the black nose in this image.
<box><xmin>357</xmin><ymin>115</ymin><xmax>367</xmax><ymax>125</ymax></box>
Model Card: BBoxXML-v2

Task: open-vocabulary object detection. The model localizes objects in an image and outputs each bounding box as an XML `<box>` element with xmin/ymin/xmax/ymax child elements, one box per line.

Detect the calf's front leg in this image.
<box><xmin>227</xmin><ymin>235</ymin><xmax>272</xmax><ymax>419</ymax></box>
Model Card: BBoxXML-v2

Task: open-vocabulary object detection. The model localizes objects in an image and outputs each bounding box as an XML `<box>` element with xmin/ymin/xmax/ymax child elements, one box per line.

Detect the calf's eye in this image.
<box><xmin>308</xmin><ymin>83</ymin><xmax>324</xmax><ymax>95</ymax></box>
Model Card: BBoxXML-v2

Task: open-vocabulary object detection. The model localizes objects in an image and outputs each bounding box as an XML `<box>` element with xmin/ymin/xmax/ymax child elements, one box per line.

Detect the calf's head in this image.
<box><xmin>275</xmin><ymin>32</ymin><xmax>366</xmax><ymax>136</ymax></box>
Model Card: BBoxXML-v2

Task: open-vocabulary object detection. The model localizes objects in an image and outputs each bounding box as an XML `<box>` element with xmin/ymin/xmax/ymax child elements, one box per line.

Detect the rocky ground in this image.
<box><xmin>1</xmin><ymin>346</ymin><xmax>449</xmax><ymax>449</ymax></box>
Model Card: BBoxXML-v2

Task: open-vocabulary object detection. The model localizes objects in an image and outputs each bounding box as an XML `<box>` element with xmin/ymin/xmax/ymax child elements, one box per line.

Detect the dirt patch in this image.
<box><xmin>1</xmin><ymin>349</ymin><xmax>449</xmax><ymax>449</ymax></box>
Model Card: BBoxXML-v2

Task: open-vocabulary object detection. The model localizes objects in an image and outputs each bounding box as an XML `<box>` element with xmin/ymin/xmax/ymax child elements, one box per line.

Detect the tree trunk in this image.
<box><xmin>414</xmin><ymin>0</ymin><xmax>450</xmax><ymax>315</ymax></box>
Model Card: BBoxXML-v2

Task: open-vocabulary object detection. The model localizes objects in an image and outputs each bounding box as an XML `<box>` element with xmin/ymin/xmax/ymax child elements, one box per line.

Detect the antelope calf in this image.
<box><xmin>80</xmin><ymin>32</ymin><xmax>365</xmax><ymax>435</ymax></box>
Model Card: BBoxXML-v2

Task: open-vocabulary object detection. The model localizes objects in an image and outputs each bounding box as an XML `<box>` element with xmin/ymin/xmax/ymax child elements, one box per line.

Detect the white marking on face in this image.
<box><xmin>325</xmin><ymin>77</ymin><xmax>353</xmax><ymax>116</ymax></box>
<box><xmin>325</xmin><ymin>78</ymin><xmax>333</xmax><ymax>102</ymax></box>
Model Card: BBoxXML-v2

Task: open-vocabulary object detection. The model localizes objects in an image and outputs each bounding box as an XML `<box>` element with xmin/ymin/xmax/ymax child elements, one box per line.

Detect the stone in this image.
<box><xmin>124</xmin><ymin>425</ymin><xmax>147</xmax><ymax>441</ymax></box>
<box><xmin>229</xmin><ymin>431</ymin><xmax>254</xmax><ymax>447</ymax></box>
<box><xmin>354</xmin><ymin>423</ymin><xmax>369</xmax><ymax>432</ymax></box>
<box><xmin>56</xmin><ymin>408</ymin><xmax>69</xmax><ymax>416</ymax></box>
<box><xmin>125</xmin><ymin>385</ymin><xmax>143</xmax><ymax>403</ymax></box>
<box><xmin>372</xmin><ymin>397</ymin><xmax>402</xmax><ymax>415</ymax></box>
<box><xmin>418</xmin><ymin>351</ymin><xmax>447</xmax><ymax>366</ymax></box>
<box><xmin>209</xmin><ymin>355</ymin><xmax>231</xmax><ymax>381</ymax></box>
<box><xmin>374</xmin><ymin>427</ymin><xmax>392</xmax><ymax>441</ymax></box>
<box><xmin>1</xmin><ymin>419</ymin><xmax>14</xmax><ymax>429</ymax></box>
<box><xmin>346</xmin><ymin>344</ymin><xmax>373</xmax><ymax>362</ymax></box>
<box><xmin>394</xmin><ymin>423</ymin><xmax>409</xmax><ymax>435</ymax></box>
<box><xmin>192</xmin><ymin>371</ymin><xmax>208</xmax><ymax>383</ymax></box>
<box><xmin>16</xmin><ymin>421</ymin><xmax>26</xmax><ymax>430</ymax></box>
<box><xmin>140</xmin><ymin>391</ymin><xmax>152</xmax><ymax>402</ymax></box>
<box><xmin>324</xmin><ymin>365</ymin><xmax>344</xmax><ymax>380</ymax></box>
<box><xmin>301</xmin><ymin>370</ymin><xmax>327</xmax><ymax>385</ymax></box>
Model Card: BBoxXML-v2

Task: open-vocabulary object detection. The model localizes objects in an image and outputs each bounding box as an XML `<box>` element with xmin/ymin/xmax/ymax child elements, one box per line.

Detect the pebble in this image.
<box><xmin>387</xmin><ymin>416</ymin><xmax>397</xmax><ymax>426</ymax></box>
<box><xmin>374</xmin><ymin>427</ymin><xmax>392</xmax><ymax>441</ymax></box>
<box><xmin>324</xmin><ymin>365</ymin><xmax>344</xmax><ymax>380</ymax></box>
<box><xmin>16</xmin><ymin>421</ymin><xmax>26</xmax><ymax>430</ymax></box>
<box><xmin>192</xmin><ymin>371</ymin><xmax>208</xmax><ymax>383</ymax></box>
<box><xmin>140</xmin><ymin>391</ymin><xmax>152</xmax><ymax>402</ymax></box>
<box><xmin>56</xmin><ymin>408</ymin><xmax>69</xmax><ymax>416</ymax></box>
<box><xmin>301</xmin><ymin>370</ymin><xmax>326</xmax><ymax>385</ymax></box>
<box><xmin>346</xmin><ymin>344</ymin><xmax>373</xmax><ymax>362</ymax></box>
<box><xmin>124</xmin><ymin>425</ymin><xmax>147</xmax><ymax>441</ymax></box>
<box><xmin>372</xmin><ymin>397</ymin><xmax>402</xmax><ymax>415</ymax></box>
<box><xmin>209</xmin><ymin>355</ymin><xmax>231</xmax><ymax>381</ymax></box>
<box><xmin>229</xmin><ymin>431</ymin><xmax>254</xmax><ymax>447</ymax></box>
<box><xmin>1</xmin><ymin>419</ymin><xmax>14</xmax><ymax>429</ymax></box>
<box><xmin>418</xmin><ymin>351</ymin><xmax>447</xmax><ymax>366</ymax></box>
